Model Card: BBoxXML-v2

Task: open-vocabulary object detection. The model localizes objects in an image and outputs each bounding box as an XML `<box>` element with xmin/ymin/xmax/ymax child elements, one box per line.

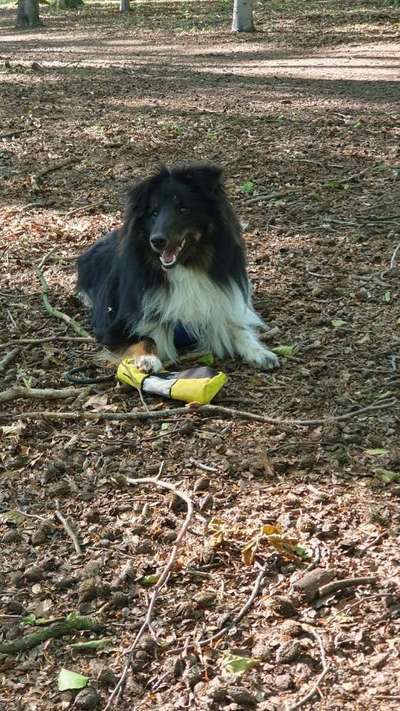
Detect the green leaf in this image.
<box><xmin>292</xmin><ymin>545</ymin><xmax>311</xmax><ymax>560</ymax></box>
<box><xmin>375</xmin><ymin>468</ymin><xmax>400</xmax><ymax>484</ymax></box>
<box><xmin>141</xmin><ymin>574</ymin><xmax>159</xmax><ymax>587</ymax></box>
<box><xmin>221</xmin><ymin>652</ymin><xmax>260</xmax><ymax>675</ymax></box>
<box><xmin>365</xmin><ymin>449</ymin><xmax>388</xmax><ymax>456</ymax></box>
<box><xmin>198</xmin><ymin>353</ymin><xmax>214</xmax><ymax>366</ymax></box>
<box><xmin>69</xmin><ymin>638</ymin><xmax>113</xmax><ymax>651</ymax></box>
<box><xmin>57</xmin><ymin>668</ymin><xmax>89</xmax><ymax>691</ymax></box>
<box><xmin>273</xmin><ymin>345</ymin><xmax>297</xmax><ymax>358</ymax></box>
<box><xmin>331</xmin><ymin>319</ymin><xmax>347</xmax><ymax>328</ymax></box>
<box><xmin>1</xmin><ymin>510</ymin><xmax>26</xmax><ymax>526</ymax></box>
<box><xmin>240</xmin><ymin>181</ymin><xmax>255</xmax><ymax>194</ymax></box>
<box><xmin>160</xmin><ymin>422</ymin><xmax>170</xmax><ymax>432</ymax></box>
<box><xmin>383</xmin><ymin>290</ymin><xmax>391</xmax><ymax>303</ymax></box>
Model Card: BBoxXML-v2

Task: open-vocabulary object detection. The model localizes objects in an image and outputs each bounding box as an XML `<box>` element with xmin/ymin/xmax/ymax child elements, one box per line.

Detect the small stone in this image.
<box><xmin>138</xmin><ymin>634</ymin><xmax>158</xmax><ymax>654</ymax></box>
<box><xmin>280</xmin><ymin>620</ymin><xmax>303</xmax><ymax>638</ymax></box>
<box><xmin>78</xmin><ymin>578</ymin><xmax>98</xmax><ymax>602</ymax></box>
<box><xmin>32</xmin><ymin>522</ymin><xmax>54</xmax><ymax>545</ymax></box>
<box><xmin>170</xmin><ymin>493</ymin><xmax>185</xmax><ymax>513</ymax></box>
<box><xmin>209</xmin><ymin>679</ymin><xmax>228</xmax><ymax>702</ymax></box>
<box><xmin>74</xmin><ymin>686</ymin><xmax>101</xmax><ymax>709</ymax></box>
<box><xmin>135</xmin><ymin>539</ymin><xmax>154</xmax><ymax>555</ymax></box>
<box><xmin>274</xmin><ymin>673</ymin><xmax>294</xmax><ymax>691</ymax></box>
<box><xmin>194</xmin><ymin>476</ymin><xmax>210</xmax><ymax>493</ymax></box>
<box><xmin>3</xmin><ymin>530</ymin><xmax>22</xmax><ymax>544</ymax></box>
<box><xmin>228</xmin><ymin>686</ymin><xmax>258</xmax><ymax>707</ymax></box>
<box><xmin>110</xmin><ymin>592</ymin><xmax>130</xmax><ymax>609</ymax></box>
<box><xmin>269</xmin><ymin>595</ymin><xmax>298</xmax><ymax>618</ymax></box>
<box><xmin>183</xmin><ymin>663</ymin><xmax>202</xmax><ymax>688</ymax></box>
<box><xmin>5</xmin><ymin>600</ymin><xmax>26</xmax><ymax>615</ymax></box>
<box><xmin>24</xmin><ymin>566</ymin><xmax>44</xmax><ymax>583</ymax></box>
<box><xmin>194</xmin><ymin>592</ymin><xmax>217</xmax><ymax>610</ymax></box>
<box><xmin>163</xmin><ymin>530</ymin><xmax>176</xmax><ymax>543</ymax></box>
<box><xmin>293</xmin><ymin>568</ymin><xmax>337</xmax><ymax>602</ymax></box>
<box><xmin>50</xmin><ymin>480</ymin><xmax>71</xmax><ymax>496</ymax></box>
<box><xmin>277</xmin><ymin>640</ymin><xmax>303</xmax><ymax>664</ymax></box>
<box><xmin>97</xmin><ymin>669</ymin><xmax>118</xmax><ymax>688</ymax></box>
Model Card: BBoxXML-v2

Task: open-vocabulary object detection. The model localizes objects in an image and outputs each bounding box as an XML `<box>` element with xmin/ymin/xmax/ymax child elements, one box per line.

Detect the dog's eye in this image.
<box><xmin>151</xmin><ymin>209</ymin><xmax>159</xmax><ymax>218</ymax></box>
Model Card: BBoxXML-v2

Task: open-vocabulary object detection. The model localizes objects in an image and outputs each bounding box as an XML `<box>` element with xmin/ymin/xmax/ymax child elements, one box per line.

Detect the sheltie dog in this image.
<box><xmin>77</xmin><ymin>163</ymin><xmax>279</xmax><ymax>373</ymax></box>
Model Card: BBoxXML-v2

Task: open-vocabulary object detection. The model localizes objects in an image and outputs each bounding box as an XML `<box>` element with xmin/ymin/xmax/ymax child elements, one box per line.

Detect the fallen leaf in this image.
<box><xmin>58</xmin><ymin>668</ymin><xmax>89</xmax><ymax>691</ymax></box>
<box><xmin>221</xmin><ymin>652</ymin><xmax>260</xmax><ymax>675</ymax></box>
<box><xmin>273</xmin><ymin>344</ymin><xmax>298</xmax><ymax>358</ymax></box>
<box><xmin>375</xmin><ymin>468</ymin><xmax>400</xmax><ymax>483</ymax></box>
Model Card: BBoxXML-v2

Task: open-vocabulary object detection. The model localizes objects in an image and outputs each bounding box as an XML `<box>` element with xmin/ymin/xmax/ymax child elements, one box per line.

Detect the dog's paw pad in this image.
<box><xmin>135</xmin><ymin>355</ymin><xmax>163</xmax><ymax>374</ymax></box>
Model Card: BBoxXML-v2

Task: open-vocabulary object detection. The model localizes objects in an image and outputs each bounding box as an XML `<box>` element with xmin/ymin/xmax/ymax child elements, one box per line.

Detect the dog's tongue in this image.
<box><xmin>161</xmin><ymin>247</ymin><xmax>178</xmax><ymax>266</ymax></box>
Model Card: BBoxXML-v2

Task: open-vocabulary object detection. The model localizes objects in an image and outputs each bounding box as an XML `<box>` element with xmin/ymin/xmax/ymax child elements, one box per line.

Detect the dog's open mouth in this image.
<box><xmin>160</xmin><ymin>238</ymin><xmax>186</xmax><ymax>269</ymax></box>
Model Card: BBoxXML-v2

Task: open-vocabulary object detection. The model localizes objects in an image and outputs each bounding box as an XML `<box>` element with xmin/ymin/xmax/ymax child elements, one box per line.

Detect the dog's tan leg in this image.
<box><xmin>121</xmin><ymin>338</ymin><xmax>162</xmax><ymax>373</ymax></box>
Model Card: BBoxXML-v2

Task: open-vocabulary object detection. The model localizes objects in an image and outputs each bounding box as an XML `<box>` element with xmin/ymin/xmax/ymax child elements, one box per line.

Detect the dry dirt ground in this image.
<box><xmin>1</xmin><ymin>0</ymin><xmax>400</xmax><ymax>709</ymax></box>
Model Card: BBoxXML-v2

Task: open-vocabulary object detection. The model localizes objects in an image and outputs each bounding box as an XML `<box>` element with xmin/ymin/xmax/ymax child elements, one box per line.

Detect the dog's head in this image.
<box><xmin>125</xmin><ymin>164</ymin><xmax>225</xmax><ymax>270</ymax></box>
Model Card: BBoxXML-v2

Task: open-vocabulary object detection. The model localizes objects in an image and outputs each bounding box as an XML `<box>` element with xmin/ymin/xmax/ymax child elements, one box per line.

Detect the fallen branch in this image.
<box><xmin>246</xmin><ymin>188</ymin><xmax>301</xmax><ymax>205</ymax></box>
<box><xmin>36</xmin><ymin>251</ymin><xmax>90</xmax><ymax>337</ymax></box>
<box><xmin>33</xmin><ymin>157</ymin><xmax>80</xmax><ymax>182</ymax></box>
<box><xmin>0</xmin><ymin>615</ymin><xmax>101</xmax><ymax>657</ymax></box>
<box><xmin>287</xmin><ymin>623</ymin><xmax>330</xmax><ymax>710</ymax></box>
<box><xmin>0</xmin><ymin>348</ymin><xmax>20</xmax><ymax>373</ymax></box>
<box><xmin>0</xmin><ymin>398</ymin><xmax>395</xmax><ymax>428</ymax></box>
<box><xmin>390</xmin><ymin>241</ymin><xmax>400</xmax><ymax>270</ymax></box>
<box><xmin>318</xmin><ymin>576</ymin><xmax>376</xmax><ymax>599</ymax></box>
<box><xmin>104</xmin><ymin>476</ymin><xmax>194</xmax><ymax>710</ymax></box>
<box><xmin>0</xmin><ymin>336</ymin><xmax>94</xmax><ymax>348</ymax></box>
<box><xmin>55</xmin><ymin>508</ymin><xmax>82</xmax><ymax>557</ymax></box>
<box><xmin>0</xmin><ymin>385</ymin><xmax>87</xmax><ymax>405</ymax></box>
<box><xmin>0</xmin><ymin>127</ymin><xmax>33</xmax><ymax>140</ymax></box>
<box><xmin>197</xmin><ymin>560</ymin><xmax>269</xmax><ymax>648</ymax></box>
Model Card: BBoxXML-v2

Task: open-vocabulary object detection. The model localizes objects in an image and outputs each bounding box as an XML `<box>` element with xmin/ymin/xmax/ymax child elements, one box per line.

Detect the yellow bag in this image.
<box><xmin>117</xmin><ymin>359</ymin><xmax>227</xmax><ymax>405</ymax></box>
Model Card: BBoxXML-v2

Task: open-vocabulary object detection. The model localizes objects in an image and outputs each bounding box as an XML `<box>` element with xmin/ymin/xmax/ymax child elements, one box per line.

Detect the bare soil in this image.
<box><xmin>0</xmin><ymin>1</ymin><xmax>400</xmax><ymax>709</ymax></box>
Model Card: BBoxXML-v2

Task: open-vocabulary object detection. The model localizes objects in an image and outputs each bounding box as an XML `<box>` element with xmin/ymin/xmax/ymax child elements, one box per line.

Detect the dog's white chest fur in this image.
<box><xmin>135</xmin><ymin>265</ymin><xmax>278</xmax><ymax>369</ymax></box>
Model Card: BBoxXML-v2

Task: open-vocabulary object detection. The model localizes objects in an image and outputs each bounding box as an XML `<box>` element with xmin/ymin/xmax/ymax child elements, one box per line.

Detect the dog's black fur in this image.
<box><xmin>77</xmin><ymin>164</ymin><xmax>247</xmax><ymax>350</ymax></box>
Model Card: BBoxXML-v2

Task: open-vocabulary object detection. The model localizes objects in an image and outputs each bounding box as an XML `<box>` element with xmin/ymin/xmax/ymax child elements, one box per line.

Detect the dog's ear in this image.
<box><xmin>127</xmin><ymin>177</ymin><xmax>153</xmax><ymax>219</ymax></box>
<box><xmin>181</xmin><ymin>164</ymin><xmax>224</xmax><ymax>197</ymax></box>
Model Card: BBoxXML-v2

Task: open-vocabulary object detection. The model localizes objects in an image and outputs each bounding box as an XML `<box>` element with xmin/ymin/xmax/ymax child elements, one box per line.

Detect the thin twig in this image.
<box><xmin>35</xmin><ymin>251</ymin><xmax>90</xmax><ymax>337</ymax></box>
<box><xmin>389</xmin><ymin>241</ymin><xmax>400</xmax><ymax>270</ymax></box>
<box><xmin>287</xmin><ymin>623</ymin><xmax>330</xmax><ymax>710</ymax></box>
<box><xmin>1</xmin><ymin>397</ymin><xmax>395</xmax><ymax>426</ymax></box>
<box><xmin>104</xmin><ymin>476</ymin><xmax>194</xmax><ymax>711</ymax></box>
<box><xmin>0</xmin><ymin>348</ymin><xmax>20</xmax><ymax>373</ymax></box>
<box><xmin>55</xmin><ymin>508</ymin><xmax>82</xmax><ymax>557</ymax></box>
<box><xmin>197</xmin><ymin>560</ymin><xmax>269</xmax><ymax>648</ymax></box>
<box><xmin>318</xmin><ymin>576</ymin><xmax>376</xmax><ymax>598</ymax></box>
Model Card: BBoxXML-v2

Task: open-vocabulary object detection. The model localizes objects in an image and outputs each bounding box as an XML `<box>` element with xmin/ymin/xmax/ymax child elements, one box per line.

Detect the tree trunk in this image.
<box><xmin>16</xmin><ymin>0</ymin><xmax>41</xmax><ymax>27</ymax></box>
<box><xmin>232</xmin><ymin>0</ymin><xmax>254</xmax><ymax>32</ymax></box>
<box><xmin>119</xmin><ymin>0</ymin><xmax>130</xmax><ymax>11</ymax></box>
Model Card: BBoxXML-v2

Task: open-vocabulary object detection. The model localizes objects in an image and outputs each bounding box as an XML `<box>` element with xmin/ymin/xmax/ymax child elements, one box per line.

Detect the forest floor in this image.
<box><xmin>1</xmin><ymin>0</ymin><xmax>400</xmax><ymax>709</ymax></box>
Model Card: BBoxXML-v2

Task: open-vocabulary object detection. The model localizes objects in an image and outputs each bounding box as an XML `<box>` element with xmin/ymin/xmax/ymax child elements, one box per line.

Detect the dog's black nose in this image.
<box><xmin>150</xmin><ymin>234</ymin><xmax>167</xmax><ymax>252</ymax></box>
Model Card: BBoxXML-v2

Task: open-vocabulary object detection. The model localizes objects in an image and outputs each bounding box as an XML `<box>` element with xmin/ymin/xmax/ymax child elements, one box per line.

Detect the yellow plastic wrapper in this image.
<box><xmin>117</xmin><ymin>359</ymin><xmax>227</xmax><ymax>405</ymax></box>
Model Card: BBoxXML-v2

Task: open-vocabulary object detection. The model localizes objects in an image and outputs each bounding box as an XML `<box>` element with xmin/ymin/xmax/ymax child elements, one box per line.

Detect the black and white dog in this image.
<box><xmin>77</xmin><ymin>163</ymin><xmax>279</xmax><ymax>372</ymax></box>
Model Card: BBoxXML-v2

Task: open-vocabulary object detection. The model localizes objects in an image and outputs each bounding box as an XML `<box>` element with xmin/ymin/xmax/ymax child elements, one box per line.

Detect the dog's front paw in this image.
<box><xmin>244</xmin><ymin>346</ymin><xmax>280</xmax><ymax>371</ymax></box>
<box><xmin>134</xmin><ymin>354</ymin><xmax>163</xmax><ymax>374</ymax></box>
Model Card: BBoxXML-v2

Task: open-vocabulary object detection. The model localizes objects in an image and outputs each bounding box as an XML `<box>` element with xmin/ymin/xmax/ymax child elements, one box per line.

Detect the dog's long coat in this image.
<box><xmin>77</xmin><ymin>164</ymin><xmax>278</xmax><ymax>372</ymax></box>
